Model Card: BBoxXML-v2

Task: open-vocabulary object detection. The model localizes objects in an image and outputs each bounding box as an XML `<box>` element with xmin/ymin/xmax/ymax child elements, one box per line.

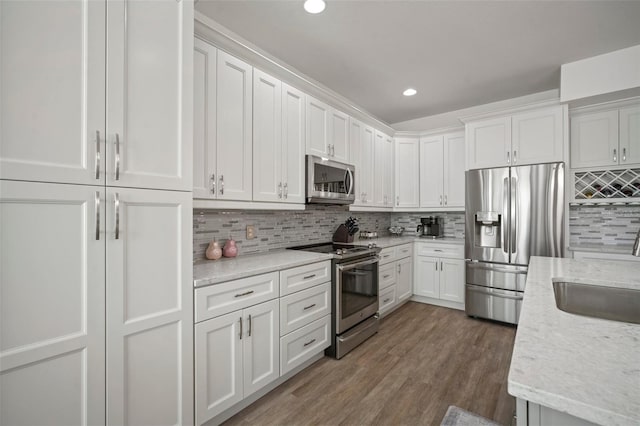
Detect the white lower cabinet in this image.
<box><xmin>194</xmin><ymin>261</ymin><xmax>331</xmax><ymax>425</ymax></box>
<box><xmin>414</xmin><ymin>243</ymin><xmax>465</xmax><ymax>309</ymax></box>
<box><xmin>378</xmin><ymin>243</ymin><xmax>413</xmax><ymax>317</ymax></box>
<box><xmin>195</xmin><ymin>298</ymin><xmax>279</xmax><ymax>425</ymax></box>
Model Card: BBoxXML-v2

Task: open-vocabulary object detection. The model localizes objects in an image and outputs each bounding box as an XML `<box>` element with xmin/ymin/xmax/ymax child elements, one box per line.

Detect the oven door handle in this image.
<box><xmin>338</xmin><ymin>257</ymin><xmax>379</xmax><ymax>271</ymax></box>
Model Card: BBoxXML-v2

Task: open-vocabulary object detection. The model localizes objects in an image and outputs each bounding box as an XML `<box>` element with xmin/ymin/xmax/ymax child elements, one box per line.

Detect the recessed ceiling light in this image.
<box><xmin>304</xmin><ymin>0</ymin><xmax>326</xmax><ymax>14</ymax></box>
<box><xmin>403</xmin><ymin>88</ymin><xmax>417</xmax><ymax>97</ymax></box>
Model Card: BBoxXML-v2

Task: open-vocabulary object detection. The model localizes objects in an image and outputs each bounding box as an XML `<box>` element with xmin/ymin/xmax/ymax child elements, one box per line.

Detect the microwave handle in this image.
<box><xmin>345</xmin><ymin>168</ymin><xmax>354</xmax><ymax>196</ymax></box>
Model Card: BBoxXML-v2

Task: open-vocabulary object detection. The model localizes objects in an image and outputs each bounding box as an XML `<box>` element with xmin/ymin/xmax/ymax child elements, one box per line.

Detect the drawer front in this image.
<box><xmin>379</xmin><ymin>286</ymin><xmax>397</xmax><ymax>314</ymax></box>
<box><xmin>396</xmin><ymin>243</ymin><xmax>413</xmax><ymax>259</ymax></box>
<box><xmin>280</xmin><ymin>315</ymin><xmax>330</xmax><ymax>375</ymax></box>
<box><xmin>416</xmin><ymin>243</ymin><xmax>463</xmax><ymax>259</ymax></box>
<box><xmin>379</xmin><ymin>247</ymin><xmax>397</xmax><ymax>265</ymax></box>
<box><xmin>195</xmin><ymin>272</ymin><xmax>279</xmax><ymax>323</ymax></box>
<box><xmin>280</xmin><ymin>260</ymin><xmax>331</xmax><ymax>296</ymax></box>
<box><xmin>379</xmin><ymin>262</ymin><xmax>396</xmax><ymax>290</ymax></box>
<box><xmin>280</xmin><ymin>282</ymin><xmax>331</xmax><ymax>336</ymax></box>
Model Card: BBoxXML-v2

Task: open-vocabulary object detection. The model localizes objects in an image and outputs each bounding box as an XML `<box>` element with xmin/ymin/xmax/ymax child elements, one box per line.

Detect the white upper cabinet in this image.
<box><xmin>350</xmin><ymin>119</ymin><xmax>375</xmax><ymax>206</ymax></box>
<box><xmin>193</xmin><ymin>43</ymin><xmax>252</xmax><ymax>201</ymax></box>
<box><xmin>620</xmin><ymin>105</ymin><xmax>640</xmax><ymax>165</ymax></box>
<box><xmin>384</xmin><ymin>135</ymin><xmax>394</xmax><ymax>207</ymax></box>
<box><xmin>373</xmin><ymin>131</ymin><xmax>393</xmax><ymax>208</ymax></box>
<box><xmin>420</xmin><ymin>131</ymin><xmax>465</xmax><ymax>209</ymax></box>
<box><xmin>306</xmin><ymin>96</ymin><xmax>331</xmax><ymax>158</ymax></box>
<box><xmin>281</xmin><ymin>83</ymin><xmax>306</xmax><ymax>204</ymax></box>
<box><xmin>253</xmin><ymin>69</ymin><xmax>283</xmax><ymax>202</ymax></box>
<box><xmin>253</xmin><ymin>71</ymin><xmax>305</xmax><ymax>204</ymax></box>
<box><xmin>419</xmin><ymin>136</ymin><xmax>444</xmax><ymax>208</ymax></box>
<box><xmin>0</xmin><ymin>1</ymin><xmax>105</xmax><ymax>186</ymax></box>
<box><xmin>466</xmin><ymin>105</ymin><xmax>564</xmax><ymax>170</ymax></box>
<box><xmin>106</xmin><ymin>0</ymin><xmax>192</xmax><ymax>191</ymax></box>
<box><xmin>395</xmin><ymin>137</ymin><xmax>420</xmax><ymax>208</ymax></box>
<box><xmin>466</xmin><ymin>116</ymin><xmax>511</xmax><ymax>170</ymax></box>
<box><xmin>361</xmin><ymin>127</ymin><xmax>376</xmax><ymax>205</ymax></box>
<box><xmin>193</xmin><ymin>38</ymin><xmax>217</xmax><ymax>199</ymax></box>
<box><xmin>571</xmin><ymin>102</ymin><xmax>640</xmax><ymax>169</ymax></box>
<box><xmin>511</xmin><ymin>107</ymin><xmax>563</xmax><ymax>166</ymax></box>
<box><xmin>330</xmin><ymin>109</ymin><xmax>349</xmax><ymax>163</ymax></box>
<box><xmin>216</xmin><ymin>51</ymin><xmax>253</xmax><ymax>200</ymax></box>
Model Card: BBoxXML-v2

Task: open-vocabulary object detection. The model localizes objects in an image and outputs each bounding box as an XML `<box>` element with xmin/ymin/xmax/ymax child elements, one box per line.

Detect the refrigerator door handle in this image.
<box><xmin>511</xmin><ymin>176</ymin><xmax>517</xmax><ymax>254</ymax></box>
<box><xmin>503</xmin><ymin>177</ymin><xmax>510</xmax><ymax>255</ymax></box>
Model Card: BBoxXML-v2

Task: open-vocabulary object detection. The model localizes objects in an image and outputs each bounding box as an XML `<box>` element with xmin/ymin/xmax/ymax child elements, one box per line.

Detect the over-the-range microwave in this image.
<box><xmin>306</xmin><ymin>155</ymin><xmax>355</xmax><ymax>204</ymax></box>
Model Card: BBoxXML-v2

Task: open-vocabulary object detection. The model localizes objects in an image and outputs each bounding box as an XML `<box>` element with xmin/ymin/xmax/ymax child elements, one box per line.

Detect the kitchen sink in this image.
<box><xmin>552</xmin><ymin>280</ymin><xmax>640</xmax><ymax>324</ymax></box>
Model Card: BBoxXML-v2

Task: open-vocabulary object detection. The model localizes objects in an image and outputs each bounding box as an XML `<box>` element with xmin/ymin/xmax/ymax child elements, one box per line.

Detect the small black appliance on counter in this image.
<box><xmin>417</xmin><ymin>216</ymin><xmax>443</xmax><ymax>238</ymax></box>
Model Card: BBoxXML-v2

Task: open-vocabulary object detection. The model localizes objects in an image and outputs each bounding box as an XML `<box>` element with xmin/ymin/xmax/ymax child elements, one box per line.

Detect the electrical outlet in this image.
<box><xmin>246</xmin><ymin>225</ymin><xmax>255</xmax><ymax>240</ymax></box>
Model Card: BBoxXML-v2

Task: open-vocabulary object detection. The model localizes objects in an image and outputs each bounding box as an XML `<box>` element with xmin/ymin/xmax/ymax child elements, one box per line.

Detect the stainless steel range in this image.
<box><xmin>288</xmin><ymin>242</ymin><xmax>380</xmax><ymax>359</ymax></box>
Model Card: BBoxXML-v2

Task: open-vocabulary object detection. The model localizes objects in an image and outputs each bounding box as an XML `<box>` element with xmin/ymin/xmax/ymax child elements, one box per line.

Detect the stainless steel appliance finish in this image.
<box><xmin>552</xmin><ymin>280</ymin><xmax>640</xmax><ymax>324</ymax></box>
<box><xmin>417</xmin><ymin>216</ymin><xmax>443</xmax><ymax>238</ymax></box>
<box><xmin>306</xmin><ymin>155</ymin><xmax>355</xmax><ymax>204</ymax></box>
<box><xmin>465</xmin><ymin>162</ymin><xmax>565</xmax><ymax>324</ymax></box>
<box><xmin>288</xmin><ymin>242</ymin><xmax>380</xmax><ymax>358</ymax></box>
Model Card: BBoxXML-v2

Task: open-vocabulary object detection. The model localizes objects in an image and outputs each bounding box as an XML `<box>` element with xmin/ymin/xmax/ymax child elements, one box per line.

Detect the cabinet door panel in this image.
<box><xmin>195</xmin><ymin>312</ymin><xmax>243</xmax><ymax>425</ymax></box>
<box><xmin>373</xmin><ymin>131</ymin><xmax>387</xmax><ymax>206</ymax></box>
<box><xmin>420</xmin><ymin>136</ymin><xmax>444</xmax><ymax>208</ymax></box>
<box><xmin>414</xmin><ymin>256</ymin><xmax>439</xmax><ymax>298</ymax></box>
<box><xmin>107</xmin><ymin>0</ymin><xmax>192</xmax><ymax>191</ymax></box>
<box><xmin>466</xmin><ymin>117</ymin><xmax>511</xmax><ymax>169</ymax></box>
<box><xmin>443</xmin><ymin>132</ymin><xmax>465</xmax><ymax>208</ymax></box>
<box><xmin>512</xmin><ymin>107</ymin><xmax>563</xmax><ymax>166</ymax></box>
<box><xmin>282</xmin><ymin>83</ymin><xmax>305</xmax><ymax>203</ymax></box>
<box><xmin>306</xmin><ymin>96</ymin><xmax>330</xmax><ymax>157</ymax></box>
<box><xmin>619</xmin><ymin>105</ymin><xmax>640</xmax><ymax>165</ymax></box>
<box><xmin>384</xmin><ymin>135</ymin><xmax>394</xmax><ymax>207</ymax></box>
<box><xmin>106</xmin><ymin>188</ymin><xmax>192</xmax><ymax>425</ymax></box>
<box><xmin>570</xmin><ymin>110</ymin><xmax>618</xmax><ymax>168</ymax></box>
<box><xmin>243</xmin><ymin>300</ymin><xmax>279</xmax><ymax>398</ymax></box>
<box><xmin>216</xmin><ymin>50</ymin><xmax>253</xmax><ymax>200</ymax></box>
<box><xmin>193</xmin><ymin>38</ymin><xmax>217</xmax><ymax>199</ymax></box>
<box><xmin>349</xmin><ymin>118</ymin><xmax>364</xmax><ymax>205</ymax></box>
<box><xmin>440</xmin><ymin>258</ymin><xmax>465</xmax><ymax>303</ymax></box>
<box><xmin>0</xmin><ymin>181</ymin><xmax>105</xmax><ymax>425</ymax></box>
<box><xmin>330</xmin><ymin>109</ymin><xmax>349</xmax><ymax>162</ymax></box>
<box><xmin>395</xmin><ymin>137</ymin><xmax>420</xmax><ymax>208</ymax></box>
<box><xmin>253</xmin><ymin>69</ymin><xmax>283</xmax><ymax>202</ymax></box>
<box><xmin>396</xmin><ymin>257</ymin><xmax>413</xmax><ymax>302</ymax></box>
<box><xmin>361</xmin><ymin>126</ymin><xmax>375</xmax><ymax>204</ymax></box>
<box><xmin>0</xmin><ymin>0</ymin><xmax>105</xmax><ymax>185</ymax></box>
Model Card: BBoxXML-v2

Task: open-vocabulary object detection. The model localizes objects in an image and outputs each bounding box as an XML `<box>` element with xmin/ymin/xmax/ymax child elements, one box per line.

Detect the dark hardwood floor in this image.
<box><xmin>224</xmin><ymin>302</ymin><xmax>517</xmax><ymax>426</ymax></box>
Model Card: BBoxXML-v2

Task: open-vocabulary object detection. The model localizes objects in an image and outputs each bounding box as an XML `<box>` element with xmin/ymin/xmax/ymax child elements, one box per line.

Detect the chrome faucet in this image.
<box><xmin>633</xmin><ymin>229</ymin><xmax>640</xmax><ymax>257</ymax></box>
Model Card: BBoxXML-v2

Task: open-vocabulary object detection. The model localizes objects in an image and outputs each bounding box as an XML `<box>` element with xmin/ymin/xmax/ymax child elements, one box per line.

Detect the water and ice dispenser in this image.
<box><xmin>474</xmin><ymin>211</ymin><xmax>501</xmax><ymax>248</ymax></box>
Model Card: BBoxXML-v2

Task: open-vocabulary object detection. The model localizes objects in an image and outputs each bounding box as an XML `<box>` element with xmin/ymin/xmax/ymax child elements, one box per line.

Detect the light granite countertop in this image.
<box><xmin>508</xmin><ymin>256</ymin><xmax>640</xmax><ymax>425</ymax></box>
<box><xmin>568</xmin><ymin>243</ymin><xmax>635</xmax><ymax>255</ymax></box>
<box><xmin>354</xmin><ymin>236</ymin><xmax>464</xmax><ymax>248</ymax></box>
<box><xmin>194</xmin><ymin>250</ymin><xmax>333</xmax><ymax>288</ymax></box>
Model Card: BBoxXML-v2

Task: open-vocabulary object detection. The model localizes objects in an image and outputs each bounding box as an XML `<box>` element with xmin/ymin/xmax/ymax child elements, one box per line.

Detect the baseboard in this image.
<box><xmin>410</xmin><ymin>295</ymin><xmax>465</xmax><ymax>311</ymax></box>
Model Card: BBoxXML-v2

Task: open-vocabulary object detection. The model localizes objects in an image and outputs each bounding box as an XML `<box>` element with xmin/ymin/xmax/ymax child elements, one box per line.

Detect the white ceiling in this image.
<box><xmin>195</xmin><ymin>1</ymin><xmax>640</xmax><ymax>126</ymax></box>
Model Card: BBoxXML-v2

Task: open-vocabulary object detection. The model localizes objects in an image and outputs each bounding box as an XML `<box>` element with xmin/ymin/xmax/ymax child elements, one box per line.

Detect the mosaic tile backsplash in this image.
<box><xmin>391</xmin><ymin>212</ymin><xmax>466</xmax><ymax>239</ymax></box>
<box><xmin>569</xmin><ymin>204</ymin><xmax>640</xmax><ymax>246</ymax></box>
<box><xmin>194</xmin><ymin>205</ymin><xmax>392</xmax><ymax>261</ymax></box>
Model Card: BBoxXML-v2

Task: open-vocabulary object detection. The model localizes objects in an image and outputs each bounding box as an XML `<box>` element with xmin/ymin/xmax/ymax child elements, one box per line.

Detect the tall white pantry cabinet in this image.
<box><xmin>0</xmin><ymin>1</ymin><xmax>194</xmax><ymax>425</ymax></box>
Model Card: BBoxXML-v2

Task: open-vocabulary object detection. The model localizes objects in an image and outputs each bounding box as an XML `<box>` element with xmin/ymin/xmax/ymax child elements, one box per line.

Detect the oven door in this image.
<box><xmin>336</xmin><ymin>257</ymin><xmax>379</xmax><ymax>334</ymax></box>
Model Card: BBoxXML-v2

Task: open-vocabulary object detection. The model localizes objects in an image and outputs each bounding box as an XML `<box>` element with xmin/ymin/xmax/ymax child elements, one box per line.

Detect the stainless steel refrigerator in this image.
<box><xmin>465</xmin><ymin>162</ymin><xmax>564</xmax><ymax>324</ymax></box>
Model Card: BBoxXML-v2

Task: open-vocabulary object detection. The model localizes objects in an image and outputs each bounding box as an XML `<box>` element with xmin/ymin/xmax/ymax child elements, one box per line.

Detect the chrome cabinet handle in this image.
<box><xmin>95</xmin><ymin>130</ymin><xmax>101</xmax><ymax>179</ymax></box>
<box><xmin>303</xmin><ymin>338</ymin><xmax>316</xmax><ymax>347</ymax></box>
<box><xmin>303</xmin><ymin>274</ymin><xmax>316</xmax><ymax>280</ymax></box>
<box><xmin>513</xmin><ymin>150</ymin><xmax>517</xmax><ymax>164</ymax></box>
<box><xmin>95</xmin><ymin>191</ymin><xmax>100</xmax><ymax>240</ymax></box>
<box><xmin>278</xmin><ymin>182</ymin><xmax>283</xmax><ymax>199</ymax></box>
<box><xmin>623</xmin><ymin>148</ymin><xmax>627</xmax><ymax>162</ymax></box>
<box><xmin>383</xmin><ymin>274</ymin><xmax>390</xmax><ymax>279</ymax></box>
<box><xmin>239</xmin><ymin>317</ymin><xmax>243</xmax><ymax>340</ymax></box>
<box><xmin>613</xmin><ymin>148</ymin><xmax>617</xmax><ymax>162</ymax></box>
<box><xmin>303</xmin><ymin>303</ymin><xmax>316</xmax><ymax>311</ymax></box>
<box><xmin>234</xmin><ymin>290</ymin><xmax>254</xmax><ymax>298</ymax></box>
<box><xmin>210</xmin><ymin>174</ymin><xmax>216</xmax><ymax>195</ymax></box>
<box><xmin>397</xmin><ymin>264</ymin><xmax>400</xmax><ymax>274</ymax></box>
<box><xmin>396</xmin><ymin>195</ymin><xmax>400</xmax><ymax>206</ymax></box>
<box><xmin>435</xmin><ymin>262</ymin><xmax>438</xmax><ymax>271</ymax></box>
<box><xmin>284</xmin><ymin>182</ymin><xmax>288</xmax><ymax>199</ymax></box>
<box><xmin>248</xmin><ymin>315</ymin><xmax>252</xmax><ymax>337</ymax></box>
<box><xmin>220</xmin><ymin>175</ymin><xmax>224</xmax><ymax>195</ymax></box>
<box><xmin>441</xmin><ymin>261</ymin><xmax>443</xmax><ymax>270</ymax></box>
<box><xmin>327</xmin><ymin>145</ymin><xmax>331</xmax><ymax>155</ymax></box>
<box><xmin>444</xmin><ymin>195</ymin><xmax>447</xmax><ymax>205</ymax></box>
<box><xmin>439</xmin><ymin>195</ymin><xmax>442</xmax><ymax>205</ymax></box>
<box><xmin>114</xmin><ymin>193</ymin><xmax>120</xmax><ymax>240</ymax></box>
<box><xmin>506</xmin><ymin>151</ymin><xmax>510</xmax><ymax>164</ymax></box>
<box><xmin>115</xmin><ymin>133</ymin><xmax>121</xmax><ymax>180</ymax></box>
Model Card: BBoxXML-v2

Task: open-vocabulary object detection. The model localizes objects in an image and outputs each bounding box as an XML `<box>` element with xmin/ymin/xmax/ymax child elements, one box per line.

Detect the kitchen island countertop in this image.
<box><xmin>508</xmin><ymin>256</ymin><xmax>640</xmax><ymax>425</ymax></box>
